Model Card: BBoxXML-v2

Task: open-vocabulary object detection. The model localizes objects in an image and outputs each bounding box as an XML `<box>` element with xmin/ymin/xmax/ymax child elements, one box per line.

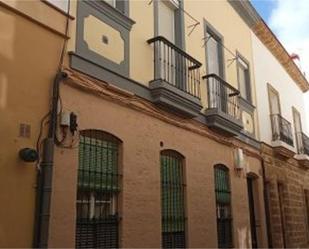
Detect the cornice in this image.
<box><xmin>253</xmin><ymin>21</ymin><xmax>309</xmax><ymax>92</ymax></box>
<box><xmin>227</xmin><ymin>0</ymin><xmax>260</xmax><ymax>28</ymax></box>
<box><xmin>228</xmin><ymin>0</ymin><xmax>309</xmax><ymax>93</ymax></box>
<box><xmin>63</xmin><ymin>67</ymin><xmax>261</xmax><ymax>159</ymax></box>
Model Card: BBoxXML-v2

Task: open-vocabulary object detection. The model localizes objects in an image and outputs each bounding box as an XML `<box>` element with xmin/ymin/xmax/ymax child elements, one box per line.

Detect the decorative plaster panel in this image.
<box><xmin>84</xmin><ymin>15</ymin><xmax>124</xmax><ymax>65</ymax></box>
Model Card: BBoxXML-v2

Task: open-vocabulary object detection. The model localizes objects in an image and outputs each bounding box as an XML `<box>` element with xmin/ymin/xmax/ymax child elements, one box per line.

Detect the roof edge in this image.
<box><xmin>228</xmin><ymin>0</ymin><xmax>309</xmax><ymax>93</ymax></box>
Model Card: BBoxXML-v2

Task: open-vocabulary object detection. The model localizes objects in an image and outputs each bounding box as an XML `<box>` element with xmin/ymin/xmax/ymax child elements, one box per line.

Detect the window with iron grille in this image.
<box><xmin>76</xmin><ymin>130</ymin><xmax>121</xmax><ymax>249</ymax></box>
<box><xmin>161</xmin><ymin>150</ymin><xmax>186</xmax><ymax>249</ymax></box>
<box><xmin>214</xmin><ymin>164</ymin><xmax>233</xmax><ymax>248</ymax></box>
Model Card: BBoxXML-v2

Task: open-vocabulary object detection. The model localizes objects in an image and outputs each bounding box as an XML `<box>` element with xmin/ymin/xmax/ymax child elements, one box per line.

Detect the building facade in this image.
<box><xmin>0</xmin><ymin>0</ymin><xmax>68</xmax><ymax>247</ymax></box>
<box><xmin>0</xmin><ymin>0</ymin><xmax>308</xmax><ymax>248</ymax></box>
<box><xmin>251</xmin><ymin>21</ymin><xmax>309</xmax><ymax>248</ymax></box>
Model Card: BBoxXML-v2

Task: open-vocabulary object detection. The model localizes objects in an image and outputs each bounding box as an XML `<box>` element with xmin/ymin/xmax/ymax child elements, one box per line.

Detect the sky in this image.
<box><xmin>251</xmin><ymin>0</ymin><xmax>309</xmax><ymax>132</ymax></box>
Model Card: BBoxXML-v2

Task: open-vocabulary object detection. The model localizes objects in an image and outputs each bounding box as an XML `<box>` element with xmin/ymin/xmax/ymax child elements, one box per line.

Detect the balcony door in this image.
<box><xmin>205</xmin><ymin>25</ymin><xmax>226</xmax><ymax>112</ymax></box>
<box><xmin>158</xmin><ymin>0</ymin><xmax>176</xmax><ymax>43</ymax></box>
<box><xmin>206</xmin><ymin>32</ymin><xmax>223</xmax><ymax>78</ymax></box>
<box><xmin>268</xmin><ymin>84</ymin><xmax>281</xmax><ymax>140</ymax></box>
<box><xmin>268</xmin><ymin>86</ymin><xmax>281</xmax><ymax>115</ymax></box>
<box><xmin>292</xmin><ymin>108</ymin><xmax>302</xmax><ymax>152</ymax></box>
<box><xmin>157</xmin><ymin>0</ymin><xmax>180</xmax><ymax>88</ymax></box>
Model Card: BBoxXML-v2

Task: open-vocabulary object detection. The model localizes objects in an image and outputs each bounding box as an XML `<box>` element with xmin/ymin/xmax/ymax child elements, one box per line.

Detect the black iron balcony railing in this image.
<box><xmin>203</xmin><ymin>74</ymin><xmax>240</xmax><ymax>120</ymax></box>
<box><xmin>147</xmin><ymin>36</ymin><xmax>202</xmax><ymax>99</ymax></box>
<box><xmin>296</xmin><ymin>132</ymin><xmax>309</xmax><ymax>155</ymax></box>
<box><xmin>270</xmin><ymin>114</ymin><xmax>294</xmax><ymax>146</ymax></box>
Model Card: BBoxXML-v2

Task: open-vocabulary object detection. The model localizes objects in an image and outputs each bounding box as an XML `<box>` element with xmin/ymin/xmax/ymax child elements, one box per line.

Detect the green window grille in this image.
<box><xmin>76</xmin><ymin>130</ymin><xmax>121</xmax><ymax>249</ymax></box>
<box><xmin>214</xmin><ymin>165</ymin><xmax>233</xmax><ymax>248</ymax></box>
<box><xmin>161</xmin><ymin>150</ymin><xmax>186</xmax><ymax>248</ymax></box>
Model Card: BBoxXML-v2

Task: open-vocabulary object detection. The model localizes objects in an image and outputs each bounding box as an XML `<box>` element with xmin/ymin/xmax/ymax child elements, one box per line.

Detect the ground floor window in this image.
<box><xmin>161</xmin><ymin>150</ymin><xmax>186</xmax><ymax>248</ymax></box>
<box><xmin>76</xmin><ymin>130</ymin><xmax>121</xmax><ymax>248</ymax></box>
<box><xmin>214</xmin><ymin>164</ymin><xmax>233</xmax><ymax>248</ymax></box>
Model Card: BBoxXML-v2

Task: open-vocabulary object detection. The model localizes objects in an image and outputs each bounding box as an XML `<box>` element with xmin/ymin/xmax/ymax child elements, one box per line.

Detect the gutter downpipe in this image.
<box><xmin>261</xmin><ymin>158</ymin><xmax>273</xmax><ymax>248</ymax></box>
<box><xmin>33</xmin><ymin>71</ymin><xmax>68</xmax><ymax>248</ymax></box>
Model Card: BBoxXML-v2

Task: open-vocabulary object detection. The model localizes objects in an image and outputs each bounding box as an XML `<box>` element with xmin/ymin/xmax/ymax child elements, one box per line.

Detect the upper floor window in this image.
<box><xmin>292</xmin><ymin>107</ymin><xmax>303</xmax><ymax>152</ymax></box>
<box><xmin>45</xmin><ymin>0</ymin><xmax>69</xmax><ymax>12</ymax></box>
<box><xmin>103</xmin><ymin>0</ymin><xmax>129</xmax><ymax>15</ymax></box>
<box><xmin>157</xmin><ymin>0</ymin><xmax>179</xmax><ymax>44</ymax></box>
<box><xmin>155</xmin><ymin>0</ymin><xmax>184</xmax><ymax>49</ymax></box>
<box><xmin>237</xmin><ymin>55</ymin><xmax>251</xmax><ymax>102</ymax></box>
<box><xmin>204</xmin><ymin>21</ymin><xmax>224</xmax><ymax>78</ymax></box>
<box><xmin>161</xmin><ymin>150</ymin><xmax>186</xmax><ymax>248</ymax></box>
<box><xmin>76</xmin><ymin>129</ymin><xmax>121</xmax><ymax>248</ymax></box>
<box><xmin>267</xmin><ymin>84</ymin><xmax>281</xmax><ymax>115</ymax></box>
<box><xmin>214</xmin><ymin>164</ymin><xmax>233</xmax><ymax>248</ymax></box>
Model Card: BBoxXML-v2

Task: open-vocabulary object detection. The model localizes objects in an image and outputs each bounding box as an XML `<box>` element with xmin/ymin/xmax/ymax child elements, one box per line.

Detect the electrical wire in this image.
<box><xmin>57</xmin><ymin>0</ymin><xmax>71</xmax><ymax>71</ymax></box>
<box><xmin>35</xmin><ymin>112</ymin><xmax>50</xmax><ymax>171</ymax></box>
<box><xmin>203</xmin><ymin>33</ymin><xmax>238</xmax><ymax>61</ymax></box>
<box><xmin>35</xmin><ymin>0</ymin><xmax>71</xmax><ymax>170</ymax></box>
<box><xmin>55</xmin><ymin>0</ymin><xmax>73</xmax><ymax>147</ymax></box>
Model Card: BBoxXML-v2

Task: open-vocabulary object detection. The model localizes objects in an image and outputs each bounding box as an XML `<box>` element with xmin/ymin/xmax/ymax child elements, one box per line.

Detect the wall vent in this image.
<box><xmin>19</xmin><ymin>123</ymin><xmax>31</xmax><ymax>138</ymax></box>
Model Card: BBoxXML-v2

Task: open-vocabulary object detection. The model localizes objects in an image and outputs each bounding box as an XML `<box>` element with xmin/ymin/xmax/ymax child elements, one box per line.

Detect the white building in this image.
<box><xmin>251</xmin><ymin>30</ymin><xmax>309</xmax><ymax>158</ymax></box>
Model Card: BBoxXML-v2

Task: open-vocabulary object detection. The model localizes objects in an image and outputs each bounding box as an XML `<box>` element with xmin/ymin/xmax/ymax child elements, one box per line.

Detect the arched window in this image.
<box><xmin>214</xmin><ymin>164</ymin><xmax>233</xmax><ymax>248</ymax></box>
<box><xmin>76</xmin><ymin>129</ymin><xmax>121</xmax><ymax>248</ymax></box>
<box><xmin>161</xmin><ymin>150</ymin><xmax>186</xmax><ymax>248</ymax></box>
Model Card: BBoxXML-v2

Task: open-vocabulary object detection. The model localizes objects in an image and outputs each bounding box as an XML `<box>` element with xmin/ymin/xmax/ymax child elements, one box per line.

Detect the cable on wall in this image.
<box><xmin>202</xmin><ymin>33</ymin><xmax>238</xmax><ymax>66</ymax></box>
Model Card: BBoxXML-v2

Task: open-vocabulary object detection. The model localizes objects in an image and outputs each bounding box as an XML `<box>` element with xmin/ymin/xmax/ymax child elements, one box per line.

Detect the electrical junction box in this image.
<box><xmin>234</xmin><ymin>148</ymin><xmax>245</xmax><ymax>170</ymax></box>
<box><xmin>60</xmin><ymin>111</ymin><xmax>70</xmax><ymax>127</ymax></box>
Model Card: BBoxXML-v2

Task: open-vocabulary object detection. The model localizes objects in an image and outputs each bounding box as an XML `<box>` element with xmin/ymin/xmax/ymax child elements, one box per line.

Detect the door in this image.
<box><xmin>269</xmin><ymin>88</ymin><xmax>280</xmax><ymax>115</ymax></box>
<box><xmin>247</xmin><ymin>177</ymin><xmax>258</xmax><ymax>248</ymax></box>
<box><xmin>268</xmin><ymin>86</ymin><xmax>281</xmax><ymax>139</ymax></box>
<box><xmin>157</xmin><ymin>0</ymin><xmax>177</xmax><ymax>86</ymax></box>
<box><xmin>206</xmin><ymin>30</ymin><xmax>226</xmax><ymax>112</ymax></box>
<box><xmin>158</xmin><ymin>0</ymin><xmax>176</xmax><ymax>43</ymax></box>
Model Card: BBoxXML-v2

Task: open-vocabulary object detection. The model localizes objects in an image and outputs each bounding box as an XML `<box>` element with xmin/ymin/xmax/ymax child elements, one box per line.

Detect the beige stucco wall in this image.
<box><xmin>183</xmin><ymin>1</ymin><xmax>254</xmax><ymax>105</ymax></box>
<box><xmin>64</xmin><ymin>0</ymin><xmax>260</xmax><ymax>139</ymax></box>
<box><xmin>48</xmin><ymin>81</ymin><xmax>267</xmax><ymax>248</ymax></box>
<box><xmin>0</xmin><ymin>3</ymin><xmax>66</xmax><ymax>247</ymax></box>
<box><xmin>0</xmin><ymin>0</ymin><xmax>268</xmax><ymax>247</ymax></box>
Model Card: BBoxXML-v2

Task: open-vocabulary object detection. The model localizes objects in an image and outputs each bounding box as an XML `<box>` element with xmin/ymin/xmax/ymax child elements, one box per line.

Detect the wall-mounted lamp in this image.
<box><xmin>19</xmin><ymin>148</ymin><xmax>39</xmax><ymax>162</ymax></box>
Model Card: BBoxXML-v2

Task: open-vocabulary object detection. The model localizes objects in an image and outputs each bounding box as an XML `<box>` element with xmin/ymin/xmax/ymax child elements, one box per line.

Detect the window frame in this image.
<box><xmin>160</xmin><ymin>149</ymin><xmax>187</xmax><ymax>249</ymax></box>
<box><xmin>292</xmin><ymin>106</ymin><xmax>303</xmax><ymax>153</ymax></box>
<box><xmin>236</xmin><ymin>52</ymin><xmax>252</xmax><ymax>103</ymax></box>
<box><xmin>267</xmin><ymin>83</ymin><xmax>281</xmax><ymax>115</ymax></box>
<box><xmin>154</xmin><ymin>0</ymin><xmax>185</xmax><ymax>49</ymax></box>
<box><xmin>76</xmin><ymin>129</ymin><xmax>122</xmax><ymax>249</ymax></box>
<box><xmin>204</xmin><ymin>19</ymin><xmax>225</xmax><ymax>79</ymax></box>
<box><xmin>214</xmin><ymin>164</ymin><xmax>233</xmax><ymax>248</ymax></box>
<box><xmin>102</xmin><ymin>0</ymin><xmax>129</xmax><ymax>16</ymax></box>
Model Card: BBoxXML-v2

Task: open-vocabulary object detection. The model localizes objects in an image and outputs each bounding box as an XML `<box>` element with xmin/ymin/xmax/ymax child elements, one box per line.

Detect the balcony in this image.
<box><xmin>295</xmin><ymin>132</ymin><xmax>309</xmax><ymax>168</ymax></box>
<box><xmin>270</xmin><ymin>114</ymin><xmax>295</xmax><ymax>158</ymax></box>
<box><xmin>147</xmin><ymin>36</ymin><xmax>203</xmax><ymax>118</ymax></box>
<box><xmin>203</xmin><ymin>74</ymin><xmax>243</xmax><ymax>136</ymax></box>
